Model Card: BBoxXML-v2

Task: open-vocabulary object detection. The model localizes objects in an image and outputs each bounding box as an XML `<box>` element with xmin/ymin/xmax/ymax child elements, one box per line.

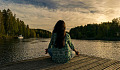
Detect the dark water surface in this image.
<box><xmin>0</xmin><ymin>38</ymin><xmax>120</xmax><ymax>65</ymax></box>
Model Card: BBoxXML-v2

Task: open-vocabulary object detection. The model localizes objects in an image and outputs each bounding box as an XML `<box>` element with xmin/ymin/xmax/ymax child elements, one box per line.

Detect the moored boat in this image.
<box><xmin>18</xmin><ymin>35</ymin><xmax>23</xmax><ymax>39</ymax></box>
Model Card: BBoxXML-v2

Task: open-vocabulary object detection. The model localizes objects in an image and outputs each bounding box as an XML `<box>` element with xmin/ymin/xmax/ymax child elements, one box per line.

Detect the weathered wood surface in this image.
<box><xmin>0</xmin><ymin>54</ymin><xmax>120</xmax><ymax>70</ymax></box>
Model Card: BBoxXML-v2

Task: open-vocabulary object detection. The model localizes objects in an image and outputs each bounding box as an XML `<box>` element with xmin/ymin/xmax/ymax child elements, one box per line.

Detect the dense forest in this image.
<box><xmin>1</xmin><ymin>9</ymin><xmax>120</xmax><ymax>40</ymax></box>
<box><xmin>69</xmin><ymin>18</ymin><xmax>120</xmax><ymax>40</ymax></box>
<box><xmin>0</xmin><ymin>9</ymin><xmax>51</xmax><ymax>39</ymax></box>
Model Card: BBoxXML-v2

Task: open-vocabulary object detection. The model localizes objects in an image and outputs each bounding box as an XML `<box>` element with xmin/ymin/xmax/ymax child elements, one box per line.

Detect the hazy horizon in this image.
<box><xmin>0</xmin><ymin>0</ymin><xmax>120</xmax><ymax>31</ymax></box>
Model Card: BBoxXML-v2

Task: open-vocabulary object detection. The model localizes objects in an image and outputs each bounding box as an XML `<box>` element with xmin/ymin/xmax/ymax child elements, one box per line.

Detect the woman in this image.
<box><xmin>45</xmin><ymin>20</ymin><xmax>79</xmax><ymax>63</ymax></box>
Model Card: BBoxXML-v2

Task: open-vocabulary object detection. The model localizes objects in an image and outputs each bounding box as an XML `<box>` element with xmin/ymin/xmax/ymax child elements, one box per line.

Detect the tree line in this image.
<box><xmin>0</xmin><ymin>9</ymin><xmax>51</xmax><ymax>39</ymax></box>
<box><xmin>69</xmin><ymin>18</ymin><xmax>120</xmax><ymax>40</ymax></box>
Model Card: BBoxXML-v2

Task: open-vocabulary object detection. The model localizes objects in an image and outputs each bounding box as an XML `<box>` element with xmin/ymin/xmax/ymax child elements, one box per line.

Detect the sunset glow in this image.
<box><xmin>0</xmin><ymin>0</ymin><xmax>120</xmax><ymax>31</ymax></box>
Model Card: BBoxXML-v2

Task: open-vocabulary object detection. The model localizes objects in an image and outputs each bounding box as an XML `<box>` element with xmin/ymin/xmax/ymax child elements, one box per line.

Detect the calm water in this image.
<box><xmin>0</xmin><ymin>38</ymin><xmax>120</xmax><ymax>65</ymax></box>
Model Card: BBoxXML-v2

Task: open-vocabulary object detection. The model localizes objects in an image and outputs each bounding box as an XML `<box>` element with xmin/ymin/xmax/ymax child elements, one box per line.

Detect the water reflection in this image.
<box><xmin>0</xmin><ymin>39</ymin><xmax>120</xmax><ymax>65</ymax></box>
<box><xmin>0</xmin><ymin>39</ymin><xmax>20</xmax><ymax>65</ymax></box>
<box><xmin>72</xmin><ymin>40</ymin><xmax>120</xmax><ymax>61</ymax></box>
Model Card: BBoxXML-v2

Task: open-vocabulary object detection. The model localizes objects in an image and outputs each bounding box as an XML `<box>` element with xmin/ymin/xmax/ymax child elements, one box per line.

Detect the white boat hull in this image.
<box><xmin>18</xmin><ymin>37</ymin><xmax>23</xmax><ymax>39</ymax></box>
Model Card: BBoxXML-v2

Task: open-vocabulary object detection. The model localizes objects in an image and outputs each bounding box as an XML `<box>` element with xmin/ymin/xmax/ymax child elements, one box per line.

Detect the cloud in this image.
<box><xmin>3</xmin><ymin>0</ymin><xmax>58</xmax><ymax>9</ymax></box>
<box><xmin>1</xmin><ymin>0</ymin><xmax>120</xmax><ymax>31</ymax></box>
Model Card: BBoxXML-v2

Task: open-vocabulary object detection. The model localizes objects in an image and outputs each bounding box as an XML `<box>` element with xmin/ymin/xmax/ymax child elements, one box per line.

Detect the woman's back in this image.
<box><xmin>48</xmin><ymin>33</ymin><xmax>75</xmax><ymax>63</ymax></box>
<box><xmin>46</xmin><ymin>20</ymin><xmax>78</xmax><ymax>63</ymax></box>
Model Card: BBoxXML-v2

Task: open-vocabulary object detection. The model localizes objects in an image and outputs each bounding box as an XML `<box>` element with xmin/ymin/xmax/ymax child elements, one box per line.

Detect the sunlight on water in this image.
<box><xmin>72</xmin><ymin>40</ymin><xmax>120</xmax><ymax>61</ymax></box>
<box><xmin>0</xmin><ymin>38</ymin><xmax>120</xmax><ymax>65</ymax></box>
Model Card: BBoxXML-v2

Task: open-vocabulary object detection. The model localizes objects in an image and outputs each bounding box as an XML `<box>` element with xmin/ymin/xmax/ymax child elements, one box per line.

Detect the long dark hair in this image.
<box><xmin>53</xmin><ymin>20</ymin><xmax>66</xmax><ymax>49</ymax></box>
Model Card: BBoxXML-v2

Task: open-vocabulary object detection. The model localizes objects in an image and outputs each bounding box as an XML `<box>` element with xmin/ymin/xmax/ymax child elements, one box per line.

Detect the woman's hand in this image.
<box><xmin>45</xmin><ymin>49</ymin><xmax>48</xmax><ymax>54</ymax></box>
<box><xmin>74</xmin><ymin>49</ymin><xmax>79</xmax><ymax>55</ymax></box>
<box><xmin>75</xmin><ymin>51</ymin><xmax>79</xmax><ymax>55</ymax></box>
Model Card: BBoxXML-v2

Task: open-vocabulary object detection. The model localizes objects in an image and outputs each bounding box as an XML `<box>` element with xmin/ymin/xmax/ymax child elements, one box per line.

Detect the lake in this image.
<box><xmin>0</xmin><ymin>38</ymin><xmax>120</xmax><ymax>65</ymax></box>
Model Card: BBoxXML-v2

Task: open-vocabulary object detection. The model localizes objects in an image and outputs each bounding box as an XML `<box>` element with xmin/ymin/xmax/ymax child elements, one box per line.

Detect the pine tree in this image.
<box><xmin>0</xmin><ymin>10</ymin><xmax>5</xmax><ymax>34</ymax></box>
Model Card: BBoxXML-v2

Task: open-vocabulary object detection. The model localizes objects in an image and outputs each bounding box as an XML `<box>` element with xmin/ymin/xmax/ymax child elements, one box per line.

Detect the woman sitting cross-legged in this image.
<box><xmin>45</xmin><ymin>20</ymin><xmax>79</xmax><ymax>63</ymax></box>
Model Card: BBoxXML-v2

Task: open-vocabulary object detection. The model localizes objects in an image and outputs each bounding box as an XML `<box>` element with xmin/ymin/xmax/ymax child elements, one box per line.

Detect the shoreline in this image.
<box><xmin>0</xmin><ymin>35</ymin><xmax>51</xmax><ymax>40</ymax></box>
<box><xmin>0</xmin><ymin>35</ymin><xmax>13</xmax><ymax>39</ymax></box>
<box><xmin>72</xmin><ymin>37</ymin><xmax>120</xmax><ymax>41</ymax></box>
<box><xmin>1</xmin><ymin>36</ymin><xmax>120</xmax><ymax>41</ymax></box>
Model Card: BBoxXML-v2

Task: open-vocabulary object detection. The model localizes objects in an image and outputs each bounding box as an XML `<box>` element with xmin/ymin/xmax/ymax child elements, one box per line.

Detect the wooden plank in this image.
<box><xmin>0</xmin><ymin>55</ymin><xmax>120</xmax><ymax>70</ymax></box>
<box><xmin>89</xmin><ymin>60</ymin><xmax>118</xmax><ymax>70</ymax></box>
<box><xmin>1</xmin><ymin>58</ymin><xmax>48</xmax><ymax>70</ymax></box>
<box><xmin>43</xmin><ymin>57</ymin><xmax>91</xmax><ymax>70</ymax></box>
<box><xmin>70</xmin><ymin>55</ymin><xmax>88</xmax><ymax>62</ymax></box>
<box><xmin>76</xmin><ymin>59</ymin><xmax>109</xmax><ymax>70</ymax></box>
<box><xmin>63</xmin><ymin>58</ymin><xmax>99</xmax><ymax>70</ymax></box>
<box><xmin>0</xmin><ymin>57</ymin><xmax>60</xmax><ymax>70</ymax></box>
<box><xmin>104</xmin><ymin>62</ymin><xmax>120</xmax><ymax>70</ymax></box>
<box><xmin>44</xmin><ymin>56</ymin><xmax>88</xmax><ymax>70</ymax></box>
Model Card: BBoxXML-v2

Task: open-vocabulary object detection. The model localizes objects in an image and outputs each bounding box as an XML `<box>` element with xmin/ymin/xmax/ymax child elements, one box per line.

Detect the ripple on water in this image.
<box><xmin>0</xmin><ymin>39</ymin><xmax>120</xmax><ymax>65</ymax></box>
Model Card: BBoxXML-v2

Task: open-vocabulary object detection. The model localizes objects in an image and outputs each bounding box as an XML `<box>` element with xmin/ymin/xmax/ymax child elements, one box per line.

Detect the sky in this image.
<box><xmin>0</xmin><ymin>0</ymin><xmax>120</xmax><ymax>31</ymax></box>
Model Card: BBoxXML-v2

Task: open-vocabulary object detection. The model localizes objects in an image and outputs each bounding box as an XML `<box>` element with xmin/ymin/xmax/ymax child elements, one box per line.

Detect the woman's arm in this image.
<box><xmin>45</xmin><ymin>33</ymin><xmax>54</xmax><ymax>54</ymax></box>
<box><xmin>68</xmin><ymin>34</ymin><xmax>75</xmax><ymax>50</ymax></box>
<box><xmin>48</xmin><ymin>33</ymin><xmax>54</xmax><ymax>49</ymax></box>
<box><xmin>68</xmin><ymin>34</ymin><xmax>79</xmax><ymax>55</ymax></box>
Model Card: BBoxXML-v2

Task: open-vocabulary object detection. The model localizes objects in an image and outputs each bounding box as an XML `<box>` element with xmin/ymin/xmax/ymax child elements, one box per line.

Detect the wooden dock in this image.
<box><xmin>0</xmin><ymin>54</ymin><xmax>120</xmax><ymax>70</ymax></box>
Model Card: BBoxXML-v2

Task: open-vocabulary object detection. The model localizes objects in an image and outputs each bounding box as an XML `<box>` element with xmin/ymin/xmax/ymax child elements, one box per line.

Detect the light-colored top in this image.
<box><xmin>48</xmin><ymin>33</ymin><xmax>75</xmax><ymax>63</ymax></box>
